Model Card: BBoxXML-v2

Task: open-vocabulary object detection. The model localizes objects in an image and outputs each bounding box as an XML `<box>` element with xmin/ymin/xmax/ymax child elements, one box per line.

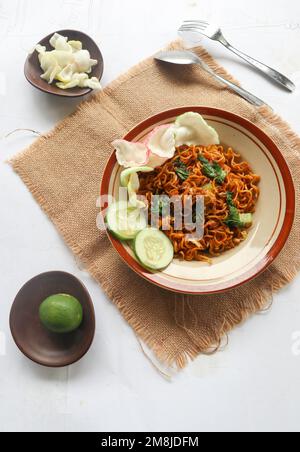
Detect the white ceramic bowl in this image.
<box><xmin>101</xmin><ymin>107</ymin><xmax>295</xmax><ymax>294</ymax></box>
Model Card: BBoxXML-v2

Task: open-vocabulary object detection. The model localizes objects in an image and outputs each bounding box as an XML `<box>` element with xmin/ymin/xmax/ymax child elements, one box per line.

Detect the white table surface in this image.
<box><xmin>1</xmin><ymin>0</ymin><xmax>300</xmax><ymax>433</ymax></box>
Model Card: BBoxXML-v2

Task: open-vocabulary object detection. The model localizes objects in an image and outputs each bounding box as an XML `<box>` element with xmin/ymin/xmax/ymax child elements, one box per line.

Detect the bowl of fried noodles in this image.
<box><xmin>100</xmin><ymin>107</ymin><xmax>295</xmax><ymax>294</ymax></box>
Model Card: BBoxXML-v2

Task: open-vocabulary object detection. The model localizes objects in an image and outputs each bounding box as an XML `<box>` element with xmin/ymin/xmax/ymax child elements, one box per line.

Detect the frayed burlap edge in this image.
<box><xmin>9</xmin><ymin>42</ymin><xmax>300</xmax><ymax>370</ymax></box>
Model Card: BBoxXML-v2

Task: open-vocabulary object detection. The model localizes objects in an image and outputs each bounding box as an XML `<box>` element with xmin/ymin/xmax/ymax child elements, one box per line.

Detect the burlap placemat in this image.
<box><xmin>10</xmin><ymin>43</ymin><xmax>300</xmax><ymax>368</ymax></box>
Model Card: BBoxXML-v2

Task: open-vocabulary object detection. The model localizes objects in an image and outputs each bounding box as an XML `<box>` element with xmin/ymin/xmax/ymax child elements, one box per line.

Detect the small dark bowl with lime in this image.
<box><xmin>9</xmin><ymin>272</ymin><xmax>95</xmax><ymax>367</ymax></box>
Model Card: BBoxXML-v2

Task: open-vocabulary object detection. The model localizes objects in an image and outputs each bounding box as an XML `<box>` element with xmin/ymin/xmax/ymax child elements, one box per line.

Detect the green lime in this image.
<box><xmin>39</xmin><ymin>294</ymin><xmax>83</xmax><ymax>334</ymax></box>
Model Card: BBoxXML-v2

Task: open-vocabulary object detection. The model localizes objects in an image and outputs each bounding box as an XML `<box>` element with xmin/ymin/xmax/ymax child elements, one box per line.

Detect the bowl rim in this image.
<box><xmin>24</xmin><ymin>29</ymin><xmax>104</xmax><ymax>98</ymax></box>
<box><xmin>9</xmin><ymin>271</ymin><xmax>96</xmax><ymax>367</ymax></box>
<box><xmin>100</xmin><ymin>106</ymin><xmax>295</xmax><ymax>295</ymax></box>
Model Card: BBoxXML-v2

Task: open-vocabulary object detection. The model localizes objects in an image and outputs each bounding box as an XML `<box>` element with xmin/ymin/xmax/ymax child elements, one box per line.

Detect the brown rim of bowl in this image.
<box><xmin>100</xmin><ymin>106</ymin><xmax>295</xmax><ymax>295</ymax></box>
<box><xmin>9</xmin><ymin>271</ymin><xmax>96</xmax><ymax>367</ymax></box>
<box><xmin>24</xmin><ymin>29</ymin><xmax>104</xmax><ymax>98</ymax></box>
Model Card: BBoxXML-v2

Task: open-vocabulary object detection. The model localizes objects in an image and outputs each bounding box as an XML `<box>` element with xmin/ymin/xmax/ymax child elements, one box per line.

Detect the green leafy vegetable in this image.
<box><xmin>213</xmin><ymin>162</ymin><xmax>227</xmax><ymax>185</ymax></box>
<box><xmin>225</xmin><ymin>205</ymin><xmax>244</xmax><ymax>229</ymax></box>
<box><xmin>174</xmin><ymin>159</ymin><xmax>190</xmax><ymax>181</ymax></box>
<box><xmin>224</xmin><ymin>192</ymin><xmax>253</xmax><ymax>229</ymax></box>
<box><xmin>198</xmin><ymin>155</ymin><xmax>227</xmax><ymax>185</ymax></box>
<box><xmin>198</xmin><ymin>156</ymin><xmax>216</xmax><ymax>179</ymax></box>
<box><xmin>151</xmin><ymin>195</ymin><xmax>170</xmax><ymax>215</ymax></box>
<box><xmin>202</xmin><ymin>182</ymin><xmax>214</xmax><ymax>192</ymax></box>
<box><xmin>226</xmin><ymin>191</ymin><xmax>235</xmax><ymax>207</ymax></box>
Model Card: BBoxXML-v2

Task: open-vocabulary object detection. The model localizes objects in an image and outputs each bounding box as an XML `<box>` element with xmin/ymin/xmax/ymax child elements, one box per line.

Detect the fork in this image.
<box><xmin>179</xmin><ymin>20</ymin><xmax>295</xmax><ymax>92</ymax></box>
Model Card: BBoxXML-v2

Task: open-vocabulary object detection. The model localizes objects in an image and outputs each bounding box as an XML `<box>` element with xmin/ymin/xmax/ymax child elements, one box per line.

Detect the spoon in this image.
<box><xmin>155</xmin><ymin>50</ymin><xmax>266</xmax><ymax>107</ymax></box>
<box><xmin>24</xmin><ymin>29</ymin><xmax>104</xmax><ymax>98</ymax></box>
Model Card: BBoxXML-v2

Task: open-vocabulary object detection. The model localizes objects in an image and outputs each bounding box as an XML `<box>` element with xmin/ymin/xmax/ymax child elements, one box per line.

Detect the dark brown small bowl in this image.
<box><xmin>24</xmin><ymin>29</ymin><xmax>104</xmax><ymax>98</ymax></box>
<box><xmin>10</xmin><ymin>271</ymin><xmax>96</xmax><ymax>367</ymax></box>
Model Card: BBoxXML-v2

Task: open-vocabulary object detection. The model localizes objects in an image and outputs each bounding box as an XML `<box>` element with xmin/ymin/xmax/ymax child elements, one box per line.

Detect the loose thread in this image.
<box><xmin>257</xmin><ymin>267</ymin><xmax>275</xmax><ymax>314</ymax></box>
<box><xmin>136</xmin><ymin>337</ymin><xmax>173</xmax><ymax>382</ymax></box>
<box><xmin>2</xmin><ymin>129</ymin><xmax>42</xmax><ymax>139</ymax></box>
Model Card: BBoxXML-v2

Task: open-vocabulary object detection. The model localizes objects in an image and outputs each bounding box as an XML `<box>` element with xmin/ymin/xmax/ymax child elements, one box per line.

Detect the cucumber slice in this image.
<box><xmin>127</xmin><ymin>173</ymin><xmax>146</xmax><ymax>208</ymax></box>
<box><xmin>134</xmin><ymin>228</ymin><xmax>174</xmax><ymax>270</ymax></box>
<box><xmin>120</xmin><ymin>166</ymin><xmax>153</xmax><ymax>187</ymax></box>
<box><xmin>106</xmin><ymin>201</ymin><xmax>147</xmax><ymax>241</ymax></box>
<box><xmin>239</xmin><ymin>213</ymin><xmax>253</xmax><ymax>228</ymax></box>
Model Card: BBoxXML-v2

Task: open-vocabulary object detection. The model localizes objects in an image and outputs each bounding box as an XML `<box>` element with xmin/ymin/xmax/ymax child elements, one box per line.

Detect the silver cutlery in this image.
<box><xmin>179</xmin><ymin>20</ymin><xmax>295</xmax><ymax>92</ymax></box>
<box><xmin>155</xmin><ymin>50</ymin><xmax>266</xmax><ymax>107</ymax></box>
